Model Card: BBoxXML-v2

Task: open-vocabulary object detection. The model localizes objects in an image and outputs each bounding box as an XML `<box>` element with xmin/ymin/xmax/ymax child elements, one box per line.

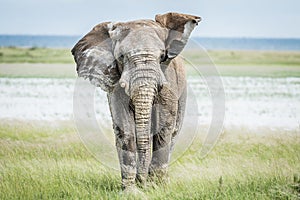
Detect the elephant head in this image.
<box><xmin>72</xmin><ymin>12</ymin><xmax>200</xmax><ymax>186</ymax></box>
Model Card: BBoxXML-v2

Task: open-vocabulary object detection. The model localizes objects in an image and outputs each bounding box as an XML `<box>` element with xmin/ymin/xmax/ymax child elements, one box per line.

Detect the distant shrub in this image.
<box><xmin>29</xmin><ymin>46</ymin><xmax>38</xmax><ymax>51</ymax></box>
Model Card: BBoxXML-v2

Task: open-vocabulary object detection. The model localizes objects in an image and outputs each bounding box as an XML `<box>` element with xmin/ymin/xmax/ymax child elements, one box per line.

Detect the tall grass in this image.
<box><xmin>0</xmin><ymin>121</ymin><xmax>299</xmax><ymax>199</ymax></box>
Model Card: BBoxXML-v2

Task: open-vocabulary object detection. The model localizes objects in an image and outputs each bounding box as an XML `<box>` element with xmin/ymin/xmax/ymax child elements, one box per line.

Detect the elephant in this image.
<box><xmin>72</xmin><ymin>12</ymin><xmax>201</xmax><ymax>190</ymax></box>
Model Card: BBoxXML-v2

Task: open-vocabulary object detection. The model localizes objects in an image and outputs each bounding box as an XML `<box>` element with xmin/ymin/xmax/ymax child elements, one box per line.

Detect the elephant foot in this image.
<box><xmin>136</xmin><ymin>173</ymin><xmax>148</xmax><ymax>187</ymax></box>
<box><xmin>121</xmin><ymin>173</ymin><xmax>136</xmax><ymax>190</ymax></box>
<box><xmin>148</xmin><ymin>167</ymin><xmax>170</xmax><ymax>184</ymax></box>
<box><xmin>120</xmin><ymin>185</ymin><xmax>147</xmax><ymax>199</ymax></box>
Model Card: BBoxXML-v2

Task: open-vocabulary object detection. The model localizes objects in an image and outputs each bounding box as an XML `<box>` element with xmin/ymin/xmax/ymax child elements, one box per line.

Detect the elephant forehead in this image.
<box><xmin>131</xmin><ymin>30</ymin><xmax>162</xmax><ymax>43</ymax></box>
<box><xmin>126</xmin><ymin>49</ymin><xmax>162</xmax><ymax>57</ymax></box>
<box><xmin>120</xmin><ymin>31</ymin><xmax>165</xmax><ymax>53</ymax></box>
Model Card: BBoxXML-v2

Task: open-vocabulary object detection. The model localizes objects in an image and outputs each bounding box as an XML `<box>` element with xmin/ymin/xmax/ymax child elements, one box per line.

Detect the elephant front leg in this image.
<box><xmin>108</xmin><ymin>90</ymin><xmax>137</xmax><ymax>190</ymax></box>
<box><xmin>114</xmin><ymin>125</ymin><xmax>137</xmax><ymax>189</ymax></box>
<box><xmin>149</xmin><ymin>98</ymin><xmax>178</xmax><ymax>181</ymax></box>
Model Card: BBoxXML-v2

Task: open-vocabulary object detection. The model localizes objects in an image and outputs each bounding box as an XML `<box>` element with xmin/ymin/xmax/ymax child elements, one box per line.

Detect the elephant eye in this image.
<box><xmin>118</xmin><ymin>54</ymin><xmax>124</xmax><ymax>62</ymax></box>
<box><xmin>160</xmin><ymin>52</ymin><xmax>167</xmax><ymax>63</ymax></box>
<box><xmin>118</xmin><ymin>63</ymin><xmax>123</xmax><ymax>73</ymax></box>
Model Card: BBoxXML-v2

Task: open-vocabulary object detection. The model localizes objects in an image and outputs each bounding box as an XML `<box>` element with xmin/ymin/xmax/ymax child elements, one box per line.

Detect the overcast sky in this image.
<box><xmin>1</xmin><ymin>0</ymin><xmax>300</xmax><ymax>38</ymax></box>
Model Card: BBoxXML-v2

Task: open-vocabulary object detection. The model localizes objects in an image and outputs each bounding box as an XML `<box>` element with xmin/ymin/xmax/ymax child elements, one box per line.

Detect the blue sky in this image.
<box><xmin>1</xmin><ymin>0</ymin><xmax>300</xmax><ymax>38</ymax></box>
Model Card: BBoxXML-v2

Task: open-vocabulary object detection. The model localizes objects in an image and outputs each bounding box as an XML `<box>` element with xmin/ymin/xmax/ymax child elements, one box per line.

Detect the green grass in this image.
<box><xmin>185</xmin><ymin>64</ymin><xmax>300</xmax><ymax>77</ymax></box>
<box><xmin>0</xmin><ymin>64</ymin><xmax>76</xmax><ymax>78</ymax></box>
<box><xmin>0</xmin><ymin>47</ymin><xmax>73</xmax><ymax>64</ymax></box>
<box><xmin>183</xmin><ymin>50</ymin><xmax>300</xmax><ymax>66</ymax></box>
<box><xmin>0</xmin><ymin>47</ymin><xmax>300</xmax><ymax>78</ymax></box>
<box><xmin>1</xmin><ymin>47</ymin><xmax>300</xmax><ymax>66</ymax></box>
<box><xmin>183</xmin><ymin>49</ymin><xmax>300</xmax><ymax>77</ymax></box>
<box><xmin>0</xmin><ymin>121</ymin><xmax>299</xmax><ymax>199</ymax></box>
<box><xmin>1</xmin><ymin>63</ymin><xmax>300</xmax><ymax>78</ymax></box>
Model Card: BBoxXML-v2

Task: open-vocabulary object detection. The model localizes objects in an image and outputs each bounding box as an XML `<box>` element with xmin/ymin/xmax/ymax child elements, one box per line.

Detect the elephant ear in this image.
<box><xmin>155</xmin><ymin>12</ymin><xmax>201</xmax><ymax>61</ymax></box>
<box><xmin>71</xmin><ymin>22</ymin><xmax>119</xmax><ymax>92</ymax></box>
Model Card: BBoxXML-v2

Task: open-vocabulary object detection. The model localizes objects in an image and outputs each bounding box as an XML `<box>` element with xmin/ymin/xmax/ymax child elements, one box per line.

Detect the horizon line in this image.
<box><xmin>0</xmin><ymin>34</ymin><xmax>300</xmax><ymax>40</ymax></box>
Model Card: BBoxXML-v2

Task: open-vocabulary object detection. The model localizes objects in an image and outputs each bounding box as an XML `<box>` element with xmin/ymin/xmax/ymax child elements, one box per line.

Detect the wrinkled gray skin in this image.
<box><xmin>72</xmin><ymin>12</ymin><xmax>200</xmax><ymax>190</ymax></box>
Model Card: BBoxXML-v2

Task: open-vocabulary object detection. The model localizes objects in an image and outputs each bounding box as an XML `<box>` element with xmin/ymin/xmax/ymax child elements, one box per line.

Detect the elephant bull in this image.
<box><xmin>72</xmin><ymin>12</ymin><xmax>200</xmax><ymax>190</ymax></box>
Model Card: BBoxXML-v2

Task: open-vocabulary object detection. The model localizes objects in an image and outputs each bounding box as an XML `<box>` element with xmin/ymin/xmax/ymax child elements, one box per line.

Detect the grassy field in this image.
<box><xmin>1</xmin><ymin>47</ymin><xmax>300</xmax><ymax>199</ymax></box>
<box><xmin>0</xmin><ymin>47</ymin><xmax>300</xmax><ymax>78</ymax></box>
<box><xmin>0</xmin><ymin>121</ymin><xmax>299</xmax><ymax>199</ymax></box>
<box><xmin>182</xmin><ymin>50</ymin><xmax>300</xmax><ymax>66</ymax></box>
<box><xmin>0</xmin><ymin>64</ymin><xmax>76</xmax><ymax>78</ymax></box>
<box><xmin>1</xmin><ymin>47</ymin><xmax>300</xmax><ymax>66</ymax></box>
<box><xmin>0</xmin><ymin>47</ymin><xmax>72</xmax><ymax>64</ymax></box>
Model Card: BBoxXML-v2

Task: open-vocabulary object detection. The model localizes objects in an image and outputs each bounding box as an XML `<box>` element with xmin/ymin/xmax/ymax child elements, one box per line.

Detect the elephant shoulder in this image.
<box><xmin>170</xmin><ymin>57</ymin><xmax>186</xmax><ymax>87</ymax></box>
<box><xmin>162</xmin><ymin>57</ymin><xmax>186</xmax><ymax>98</ymax></box>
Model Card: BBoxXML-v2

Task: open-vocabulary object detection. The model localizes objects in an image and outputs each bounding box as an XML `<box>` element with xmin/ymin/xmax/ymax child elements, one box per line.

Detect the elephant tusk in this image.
<box><xmin>120</xmin><ymin>82</ymin><xmax>126</xmax><ymax>88</ymax></box>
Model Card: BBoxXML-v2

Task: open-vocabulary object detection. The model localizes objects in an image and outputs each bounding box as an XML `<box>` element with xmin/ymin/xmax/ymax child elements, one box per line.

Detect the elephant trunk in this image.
<box><xmin>130</xmin><ymin>68</ymin><xmax>158</xmax><ymax>183</ymax></box>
